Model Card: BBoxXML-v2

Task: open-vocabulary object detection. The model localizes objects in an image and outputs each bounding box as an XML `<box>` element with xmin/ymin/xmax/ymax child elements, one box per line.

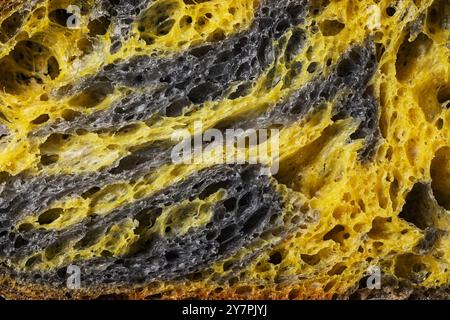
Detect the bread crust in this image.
<box><xmin>2</xmin><ymin>272</ymin><xmax>449</xmax><ymax>300</ymax></box>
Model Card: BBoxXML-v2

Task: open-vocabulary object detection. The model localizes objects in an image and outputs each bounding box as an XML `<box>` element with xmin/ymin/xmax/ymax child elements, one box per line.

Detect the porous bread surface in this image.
<box><xmin>0</xmin><ymin>0</ymin><xmax>449</xmax><ymax>300</ymax></box>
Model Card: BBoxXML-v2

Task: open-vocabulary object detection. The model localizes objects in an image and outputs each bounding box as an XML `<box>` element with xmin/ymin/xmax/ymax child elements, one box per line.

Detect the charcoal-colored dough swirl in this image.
<box><xmin>2</xmin><ymin>164</ymin><xmax>287</xmax><ymax>285</ymax></box>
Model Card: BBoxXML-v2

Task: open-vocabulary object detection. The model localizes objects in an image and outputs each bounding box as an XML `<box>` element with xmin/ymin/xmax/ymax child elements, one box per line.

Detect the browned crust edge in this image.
<box><xmin>2</xmin><ymin>273</ymin><xmax>449</xmax><ymax>300</ymax></box>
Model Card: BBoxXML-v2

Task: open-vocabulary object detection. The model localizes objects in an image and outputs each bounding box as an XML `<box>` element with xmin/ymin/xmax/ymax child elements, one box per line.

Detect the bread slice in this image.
<box><xmin>0</xmin><ymin>0</ymin><xmax>449</xmax><ymax>300</ymax></box>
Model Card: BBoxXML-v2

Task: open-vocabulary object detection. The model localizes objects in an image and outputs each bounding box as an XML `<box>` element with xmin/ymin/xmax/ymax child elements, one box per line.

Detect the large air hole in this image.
<box><xmin>399</xmin><ymin>183</ymin><xmax>448</xmax><ymax>230</ymax></box>
<box><xmin>32</xmin><ymin>114</ymin><xmax>50</xmax><ymax>125</ymax></box>
<box><xmin>18</xmin><ymin>223</ymin><xmax>34</xmax><ymax>233</ymax></box>
<box><xmin>77</xmin><ymin>37</ymin><xmax>94</xmax><ymax>56</ymax></box>
<box><xmin>375</xmin><ymin>43</ymin><xmax>386</xmax><ymax>62</ymax></box>
<box><xmin>199</xmin><ymin>180</ymin><xmax>230</xmax><ymax>200</ymax></box>
<box><xmin>394</xmin><ymin>254</ymin><xmax>430</xmax><ymax>283</ymax></box>
<box><xmin>399</xmin><ymin>184</ymin><xmax>430</xmax><ymax>229</ymax></box>
<box><xmin>223</xmin><ymin>198</ymin><xmax>236</xmax><ymax>212</ymax></box>
<box><xmin>207</xmin><ymin>28</ymin><xmax>226</xmax><ymax>42</ymax></box>
<box><xmin>426</xmin><ymin>0</ymin><xmax>447</xmax><ymax>34</ymax></box>
<box><xmin>0</xmin><ymin>125</ymin><xmax>8</xmax><ymax>139</ymax></box>
<box><xmin>237</xmin><ymin>193</ymin><xmax>254</xmax><ymax>212</ymax></box>
<box><xmin>39</xmin><ymin>133</ymin><xmax>71</xmax><ymax>166</ymax></box>
<box><xmin>183</xmin><ymin>0</ymin><xmax>211</xmax><ymax>4</ymax></box>
<box><xmin>110</xmin><ymin>144</ymin><xmax>162</xmax><ymax>175</ymax></box>
<box><xmin>110</xmin><ymin>153</ymin><xmax>145</xmax><ymax>174</ymax></box>
<box><xmin>323</xmin><ymin>225</ymin><xmax>347</xmax><ymax>244</ymax></box>
<box><xmin>268</xmin><ymin>251</ymin><xmax>283</xmax><ymax>265</ymax></box>
<box><xmin>47</xmin><ymin>56</ymin><xmax>60</xmax><ymax>79</ymax></box>
<box><xmin>0</xmin><ymin>40</ymin><xmax>60</xmax><ymax>94</ymax></box>
<box><xmin>242</xmin><ymin>207</ymin><xmax>269</xmax><ymax>234</ymax></box>
<box><xmin>134</xmin><ymin>208</ymin><xmax>160</xmax><ymax>235</ymax></box>
<box><xmin>301</xmin><ymin>248</ymin><xmax>330</xmax><ymax>266</ymax></box>
<box><xmin>14</xmin><ymin>236</ymin><xmax>29</xmax><ymax>249</ymax></box>
<box><xmin>165</xmin><ymin>250</ymin><xmax>180</xmax><ymax>262</ymax></box>
<box><xmin>165</xmin><ymin>98</ymin><xmax>189</xmax><ymax>117</ymax></box>
<box><xmin>75</xmin><ymin>228</ymin><xmax>105</xmax><ymax>249</ymax></box>
<box><xmin>38</xmin><ymin>208</ymin><xmax>63</xmax><ymax>225</ymax></box>
<box><xmin>228</xmin><ymin>82</ymin><xmax>252</xmax><ymax>100</ymax></box>
<box><xmin>49</xmin><ymin>9</ymin><xmax>73</xmax><ymax>27</ymax></box>
<box><xmin>386</xmin><ymin>6</ymin><xmax>396</xmax><ymax>17</ymax></box>
<box><xmin>319</xmin><ymin>20</ymin><xmax>345</xmax><ymax>36</ymax></box>
<box><xmin>0</xmin><ymin>11</ymin><xmax>27</xmax><ymax>43</ymax></box>
<box><xmin>189</xmin><ymin>44</ymin><xmax>213</xmax><ymax>58</ymax></box>
<box><xmin>69</xmin><ymin>82</ymin><xmax>114</xmax><ymax>108</ymax></box>
<box><xmin>138</xmin><ymin>0</ymin><xmax>179</xmax><ymax>42</ymax></box>
<box><xmin>157</xmin><ymin>19</ymin><xmax>176</xmax><ymax>36</ymax></box>
<box><xmin>368</xmin><ymin>217</ymin><xmax>392</xmax><ymax>239</ymax></box>
<box><xmin>61</xmin><ymin>109</ymin><xmax>82</xmax><ymax>121</ymax></box>
<box><xmin>179</xmin><ymin>15</ymin><xmax>193</xmax><ymax>29</ymax></box>
<box><xmin>308</xmin><ymin>0</ymin><xmax>330</xmax><ymax>16</ymax></box>
<box><xmin>437</xmin><ymin>85</ymin><xmax>450</xmax><ymax>107</ymax></box>
<box><xmin>45</xmin><ymin>239</ymin><xmax>70</xmax><ymax>260</ymax></box>
<box><xmin>336</xmin><ymin>56</ymin><xmax>357</xmax><ymax>78</ymax></box>
<box><xmin>25</xmin><ymin>254</ymin><xmax>42</xmax><ymax>268</ymax></box>
<box><xmin>217</xmin><ymin>224</ymin><xmax>237</xmax><ymax>243</ymax></box>
<box><xmin>285</xmin><ymin>29</ymin><xmax>306</xmax><ymax>63</ymax></box>
<box><xmin>188</xmin><ymin>82</ymin><xmax>221</xmax><ymax>104</ymax></box>
<box><xmin>88</xmin><ymin>16</ymin><xmax>111</xmax><ymax>36</ymax></box>
<box><xmin>274</xmin><ymin>19</ymin><xmax>290</xmax><ymax>38</ymax></box>
<box><xmin>81</xmin><ymin>186</ymin><xmax>101</xmax><ymax>199</ymax></box>
<box><xmin>327</xmin><ymin>263</ymin><xmax>347</xmax><ymax>276</ymax></box>
<box><xmin>40</xmin><ymin>154</ymin><xmax>59</xmax><ymax>166</ymax></box>
<box><xmin>431</xmin><ymin>147</ymin><xmax>450</xmax><ymax>210</ymax></box>
<box><xmin>395</xmin><ymin>33</ymin><xmax>432</xmax><ymax>81</ymax></box>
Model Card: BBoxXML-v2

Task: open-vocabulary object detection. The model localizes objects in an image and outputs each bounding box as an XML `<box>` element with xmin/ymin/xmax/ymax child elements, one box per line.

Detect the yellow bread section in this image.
<box><xmin>0</xmin><ymin>0</ymin><xmax>449</xmax><ymax>299</ymax></box>
<box><xmin>0</xmin><ymin>0</ymin><xmax>258</xmax><ymax>176</ymax></box>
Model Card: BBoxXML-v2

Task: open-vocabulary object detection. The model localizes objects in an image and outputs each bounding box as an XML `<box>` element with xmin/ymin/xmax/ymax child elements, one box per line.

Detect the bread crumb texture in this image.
<box><xmin>0</xmin><ymin>0</ymin><xmax>449</xmax><ymax>300</ymax></box>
